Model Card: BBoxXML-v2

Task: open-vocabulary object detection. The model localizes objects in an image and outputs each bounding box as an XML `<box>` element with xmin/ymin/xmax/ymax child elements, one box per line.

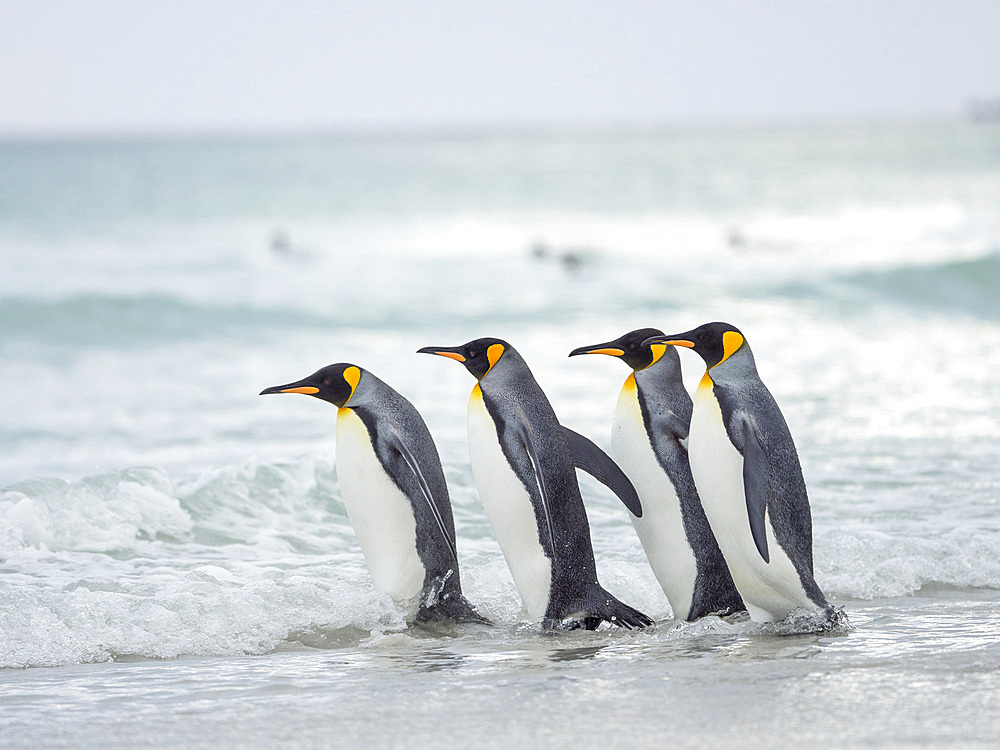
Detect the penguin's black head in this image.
<box><xmin>259</xmin><ymin>363</ymin><xmax>362</xmax><ymax>407</ymax></box>
<box><xmin>644</xmin><ymin>322</ymin><xmax>746</xmax><ymax>369</ymax></box>
<box><xmin>418</xmin><ymin>338</ymin><xmax>509</xmax><ymax>380</ymax></box>
<box><xmin>569</xmin><ymin>327</ymin><xmax>666</xmax><ymax>371</ymax></box>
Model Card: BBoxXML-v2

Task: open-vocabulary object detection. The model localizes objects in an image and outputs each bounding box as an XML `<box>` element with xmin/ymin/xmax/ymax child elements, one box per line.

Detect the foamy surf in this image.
<box><xmin>1</xmin><ymin>455</ymin><xmax>994</xmax><ymax>669</ymax></box>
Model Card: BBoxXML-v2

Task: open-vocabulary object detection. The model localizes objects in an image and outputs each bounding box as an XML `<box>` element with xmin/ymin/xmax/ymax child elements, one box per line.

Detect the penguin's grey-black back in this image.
<box><xmin>645</xmin><ymin>324</ymin><xmax>830</xmax><ymax>623</ymax></box>
<box><xmin>261</xmin><ymin>363</ymin><xmax>485</xmax><ymax>624</ymax></box>
<box><xmin>419</xmin><ymin>338</ymin><xmax>652</xmax><ymax>630</ymax></box>
<box><xmin>571</xmin><ymin>328</ymin><xmax>744</xmax><ymax>620</ymax></box>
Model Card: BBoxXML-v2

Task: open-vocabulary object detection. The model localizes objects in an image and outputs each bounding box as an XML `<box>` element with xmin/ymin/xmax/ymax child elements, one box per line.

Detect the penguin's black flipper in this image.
<box><xmin>389</xmin><ymin>432</ymin><xmax>459</xmax><ymax>565</ymax></box>
<box><xmin>515</xmin><ymin>421</ymin><xmax>556</xmax><ymax>552</ymax></box>
<box><xmin>741</xmin><ymin>419</ymin><xmax>770</xmax><ymax>563</ymax></box>
<box><xmin>560</xmin><ymin>426</ymin><xmax>643</xmax><ymax>517</ymax></box>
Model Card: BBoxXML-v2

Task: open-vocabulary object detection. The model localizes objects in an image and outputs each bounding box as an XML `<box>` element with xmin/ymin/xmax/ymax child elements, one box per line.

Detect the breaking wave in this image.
<box><xmin>2</xmin><ymin>460</ymin><xmax>997</xmax><ymax>668</ymax></box>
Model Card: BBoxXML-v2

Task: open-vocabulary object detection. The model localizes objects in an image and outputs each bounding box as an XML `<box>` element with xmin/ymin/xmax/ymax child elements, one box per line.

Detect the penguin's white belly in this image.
<box><xmin>688</xmin><ymin>384</ymin><xmax>814</xmax><ymax>622</ymax></box>
<box><xmin>336</xmin><ymin>408</ymin><xmax>425</xmax><ymax>604</ymax></box>
<box><xmin>612</xmin><ymin>384</ymin><xmax>697</xmax><ymax>620</ymax></box>
<box><xmin>467</xmin><ymin>387</ymin><xmax>552</xmax><ymax>620</ymax></box>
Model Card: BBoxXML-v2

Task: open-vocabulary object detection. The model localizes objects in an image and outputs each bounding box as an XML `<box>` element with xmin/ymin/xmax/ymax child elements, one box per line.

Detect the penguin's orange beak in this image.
<box><xmin>642</xmin><ymin>336</ymin><xmax>694</xmax><ymax>348</ymax></box>
<box><xmin>417</xmin><ymin>347</ymin><xmax>466</xmax><ymax>362</ymax></box>
<box><xmin>260</xmin><ymin>381</ymin><xmax>321</xmax><ymax>395</ymax></box>
<box><xmin>568</xmin><ymin>345</ymin><xmax>625</xmax><ymax>357</ymax></box>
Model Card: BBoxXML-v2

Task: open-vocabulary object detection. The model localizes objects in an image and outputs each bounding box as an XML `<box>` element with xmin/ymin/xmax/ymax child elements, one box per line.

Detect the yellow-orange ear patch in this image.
<box><xmin>343</xmin><ymin>366</ymin><xmax>361</xmax><ymax>405</ymax></box>
<box><xmin>717</xmin><ymin>331</ymin><xmax>745</xmax><ymax>367</ymax></box>
<box><xmin>648</xmin><ymin>343</ymin><xmax>668</xmax><ymax>366</ymax></box>
<box><xmin>486</xmin><ymin>343</ymin><xmax>505</xmax><ymax>373</ymax></box>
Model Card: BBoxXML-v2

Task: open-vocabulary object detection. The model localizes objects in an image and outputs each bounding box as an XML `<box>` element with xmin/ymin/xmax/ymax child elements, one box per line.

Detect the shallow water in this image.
<box><xmin>2</xmin><ymin>596</ymin><xmax>999</xmax><ymax>748</ymax></box>
<box><xmin>2</xmin><ymin>120</ymin><xmax>999</xmax><ymax>746</ymax></box>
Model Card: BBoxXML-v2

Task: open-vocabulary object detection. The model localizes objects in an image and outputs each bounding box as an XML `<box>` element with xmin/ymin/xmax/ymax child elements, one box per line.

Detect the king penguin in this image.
<box><xmin>570</xmin><ymin>328</ymin><xmax>744</xmax><ymax>621</ymax></box>
<box><xmin>418</xmin><ymin>338</ymin><xmax>653</xmax><ymax>630</ymax></box>
<box><xmin>260</xmin><ymin>363</ymin><xmax>486</xmax><ymax>624</ymax></box>
<box><xmin>644</xmin><ymin>323</ymin><xmax>830</xmax><ymax>623</ymax></box>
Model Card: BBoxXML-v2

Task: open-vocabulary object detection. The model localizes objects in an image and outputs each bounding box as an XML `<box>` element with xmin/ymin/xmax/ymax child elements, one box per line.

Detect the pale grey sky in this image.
<box><xmin>2</xmin><ymin>0</ymin><xmax>998</xmax><ymax>136</ymax></box>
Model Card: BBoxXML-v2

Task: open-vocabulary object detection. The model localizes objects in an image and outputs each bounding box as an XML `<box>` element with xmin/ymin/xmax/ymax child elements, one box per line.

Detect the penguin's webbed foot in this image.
<box><xmin>415</xmin><ymin>590</ymin><xmax>492</xmax><ymax>626</ymax></box>
<box><xmin>541</xmin><ymin>615</ymin><xmax>605</xmax><ymax>631</ymax></box>
<box><xmin>543</xmin><ymin>590</ymin><xmax>654</xmax><ymax>631</ymax></box>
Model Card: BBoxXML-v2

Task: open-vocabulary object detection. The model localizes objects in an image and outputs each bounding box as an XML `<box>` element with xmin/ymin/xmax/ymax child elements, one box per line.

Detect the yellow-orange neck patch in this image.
<box><xmin>622</xmin><ymin>372</ymin><xmax>637</xmax><ymax>393</ymax></box>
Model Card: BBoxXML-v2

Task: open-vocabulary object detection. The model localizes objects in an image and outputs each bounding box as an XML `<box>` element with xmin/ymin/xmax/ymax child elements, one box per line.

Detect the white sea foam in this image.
<box><xmin>0</xmin><ymin>460</ymin><xmax>398</xmax><ymax>668</ymax></box>
<box><xmin>0</xmin><ymin>572</ymin><xmax>398</xmax><ymax>669</ymax></box>
<box><xmin>1</xmin><ymin>452</ymin><xmax>996</xmax><ymax>668</ymax></box>
<box><xmin>0</xmin><ymin>468</ymin><xmax>191</xmax><ymax>553</ymax></box>
<box><xmin>819</xmin><ymin>528</ymin><xmax>1000</xmax><ymax>599</ymax></box>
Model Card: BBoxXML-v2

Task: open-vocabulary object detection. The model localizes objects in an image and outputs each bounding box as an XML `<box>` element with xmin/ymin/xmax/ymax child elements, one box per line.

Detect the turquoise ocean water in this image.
<box><xmin>1</xmin><ymin>120</ymin><xmax>999</xmax><ymax>747</ymax></box>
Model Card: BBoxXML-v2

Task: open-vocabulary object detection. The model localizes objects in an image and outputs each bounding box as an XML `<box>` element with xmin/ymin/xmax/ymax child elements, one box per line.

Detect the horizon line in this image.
<box><xmin>0</xmin><ymin>112</ymin><xmax>984</xmax><ymax>144</ymax></box>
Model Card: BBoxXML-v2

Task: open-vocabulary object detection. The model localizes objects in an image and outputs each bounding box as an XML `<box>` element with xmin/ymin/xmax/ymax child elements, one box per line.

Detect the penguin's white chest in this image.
<box><xmin>336</xmin><ymin>408</ymin><xmax>425</xmax><ymax>604</ymax></box>
<box><xmin>467</xmin><ymin>386</ymin><xmax>552</xmax><ymax>620</ymax></box>
<box><xmin>612</xmin><ymin>379</ymin><xmax>697</xmax><ymax>620</ymax></box>
<box><xmin>688</xmin><ymin>379</ymin><xmax>813</xmax><ymax>622</ymax></box>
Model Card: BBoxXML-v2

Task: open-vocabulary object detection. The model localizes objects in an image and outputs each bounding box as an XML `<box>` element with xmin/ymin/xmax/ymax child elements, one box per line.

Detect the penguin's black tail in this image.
<box><xmin>544</xmin><ymin>587</ymin><xmax>654</xmax><ymax>630</ymax></box>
